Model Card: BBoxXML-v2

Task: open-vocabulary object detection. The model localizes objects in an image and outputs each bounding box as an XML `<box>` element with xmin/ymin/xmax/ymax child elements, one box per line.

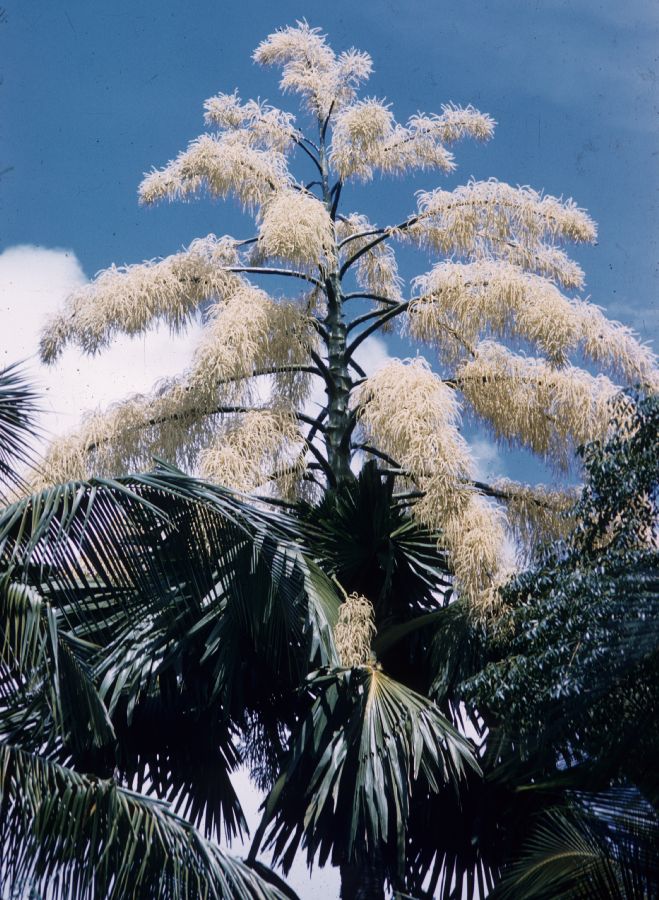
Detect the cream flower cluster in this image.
<box><xmin>409</xmin><ymin>259</ymin><xmax>658</xmax><ymax>386</ymax></box>
<box><xmin>203</xmin><ymin>92</ymin><xmax>297</xmax><ymax>152</ymax></box>
<box><xmin>491</xmin><ymin>477</ymin><xmax>579</xmax><ymax>553</ymax></box>
<box><xmin>334</xmin><ymin>592</ymin><xmax>376</xmax><ymax>667</ymax></box>
<box><xmin>256</xmin><ymin>190</ymin><xmax>336</xmax><ymax>271</ymax></box>
<box><xmin>330</xmin><ymin>100</ymin><xmax>494</xmax><ymax>181</ymax></box>
<box><xmin>253</xmin><ymin>21</ymin><xmax>373</xmax><ymax>117</ymax></box>
<box><xmin>139</xmin><ymin>132</ymin><xmax>291</xmax><ymax>210</ymax></box>
<box><xmin>199</xmin><ymin>409</ymin><xmax>304</xmax><ymax>494</ymax></box>
<box><xmin>40</xmin><ymin>236</ymin><xmax>241</xmax><ymax>363</ymax></box>
<box><xmin>37</xmin><ymin>288</ymin><xmax>316</xmax><ymax>486</ymax></box>
<box><xmin>457</xmin><ymin>342</ymin><xmax>621</xmax><ymax>468</ymax></box>
<box><xmin>404</xmin><ymin>180</ymin><xmax>597</xmax><ymax>287</ymax></box>
<box><xmin>354</xmin><ymin>359</ymin><xmax>508</xmax><ymax>609</ymax></box>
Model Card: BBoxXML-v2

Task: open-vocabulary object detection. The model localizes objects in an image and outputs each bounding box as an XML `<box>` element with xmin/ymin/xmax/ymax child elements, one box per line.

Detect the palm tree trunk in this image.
<box><xmin>339</xmin><ymin>858</ymin><xmax>386</xmax><ymax>900</ymax></box>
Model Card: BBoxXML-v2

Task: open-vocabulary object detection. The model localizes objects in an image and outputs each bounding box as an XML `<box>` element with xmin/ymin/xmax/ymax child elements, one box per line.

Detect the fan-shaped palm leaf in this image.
<box><xmin>0</xmin><ymin>464</ymin><xmax>340</xmax><ymax>852</ymax></box>
<box><xmin>495</xmin><ymin>789</ymin><xmax>659</xmax><ymax>899</ymax></box>
<box><xmin>254</xmin><ymin>666</ymin><xmax>480</xmax><ymax>884</ymax></box>
<box><xmin>0</xmin><ymin>363</ymin><xmax>39</xmax><ymax>502</ymax></box>
<box><xmin>0</xmin><ymin>578</ymin><xmax>114</xmax><ymax>756</ymax></box>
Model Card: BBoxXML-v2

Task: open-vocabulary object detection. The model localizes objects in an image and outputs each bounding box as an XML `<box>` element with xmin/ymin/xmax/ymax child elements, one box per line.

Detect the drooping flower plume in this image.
<box><xmin>354</xmin><ymin>359</ymin><xmax>508</xmax><ymax>606</ymax></box>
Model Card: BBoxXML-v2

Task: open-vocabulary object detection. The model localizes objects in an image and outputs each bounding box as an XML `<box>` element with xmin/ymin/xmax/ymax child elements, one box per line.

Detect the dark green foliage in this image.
<box><xmin>256</xmin><ymin>666</ymin><xmax>478</xmax><ymax>881</ymax></box>
<box><xmin>464</xmin><ymin>393</ymin><xmax>659</xmax><ymax>897</ymax></box>
<box><xmin>0</xmin><ymin>366</ymin><xmax>338</xmax><ymax>897</ymax></box>
<box><xmin>1</xmin><ymin>382</ymin><xmax>480</xmax><ymax>897</ymax></box>
<box><xmin>0</xmin><ymin>363</ymin><xmax>39</xmax><ymax>502</ymax></box>
<box><xmin>465</xmin><ymin>394</ymin><xmax>659</xmax><ymax>781</ymax></box>
<box><xmin>0</xmin><ymin>744</ymin><xmax>288</xmax><ymax>900</ymax></box>
<box><xmin>496</xmin><ymin>788</ymin><xmax>659</xmax><ymax>899</ymax></box>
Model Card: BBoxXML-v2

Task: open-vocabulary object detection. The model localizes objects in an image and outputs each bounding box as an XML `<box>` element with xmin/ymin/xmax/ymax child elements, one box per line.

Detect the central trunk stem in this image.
<box><xmin>325</xmin><ymin>274</ymin><xmax>354</xmax><ymax>486</ymax></box>
<box><xmin>319</xmin><ymin>132</ymin><xmax>354</xmax><ymax>488</ymax></box>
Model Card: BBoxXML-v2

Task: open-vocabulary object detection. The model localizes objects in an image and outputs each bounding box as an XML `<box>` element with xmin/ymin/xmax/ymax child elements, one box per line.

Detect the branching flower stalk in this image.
<box><xmin>38</xmin><ymin>22</ymin><xmax>658</xmax><ymax>611</ymax></box>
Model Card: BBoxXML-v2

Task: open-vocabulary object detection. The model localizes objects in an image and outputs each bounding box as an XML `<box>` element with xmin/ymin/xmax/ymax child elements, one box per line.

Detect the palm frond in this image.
<box><xmin>0</xmin><ymin>744</ymin><xmax>292</xmax><ymax>900</ymax></box>
<box><xmin>0</xmin><ymin>465</ymin><xmax>341</xmax><ymax>839</ymax></box>
<box><xmin>256</xmin><ymin>666</ymin><xmax>480</xmax><ymax>884</ymax></box>
<box><xmin>0</xmin><ymin>577</ymin><xmax>114</xmax><ymax>756</ymax></box>
<box><xmin>300</xmin><ymin>462</ymin><xmax>451</xmax><ymax>618</ymax></box>
<box><xmin>496</xmin><ymin>789</ymin><xmax>659</xmax><ymax>899</ymax></box>
<box><xmin>0</xmin><ymin>363</ymin><xmax>39</xmax><ymax>502</ymax></box>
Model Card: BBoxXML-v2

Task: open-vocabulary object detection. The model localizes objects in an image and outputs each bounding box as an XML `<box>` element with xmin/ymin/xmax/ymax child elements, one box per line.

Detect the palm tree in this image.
<box><xmin>4</xmin><ymin>394</ymin><xmax>658</xmax><ymax>897</ymax></box>
<box><xmin>1</xmin><ymin>359</ymin><xmax>564</xmax><ymax>898</ymax></box>
<box><xmin>9</xmin><ymin>21</ymin><xmax>659</xmax><ymax>899</ymax></box>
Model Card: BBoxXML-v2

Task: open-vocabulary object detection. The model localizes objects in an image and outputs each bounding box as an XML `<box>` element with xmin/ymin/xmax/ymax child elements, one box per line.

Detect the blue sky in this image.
<box><xmin>1</xmin><ymin>2</ymin><xmax>657</xmax><ymax>893</ymax></box>
<box><xmin>3</xmin><ymin>0</ymin><xmax>657</xmax><ymax>319</ymax></box>
<box><xmin>0</xmin><ymin>0</ymin><xmax>655</xmax><ymax>485</ymax></box>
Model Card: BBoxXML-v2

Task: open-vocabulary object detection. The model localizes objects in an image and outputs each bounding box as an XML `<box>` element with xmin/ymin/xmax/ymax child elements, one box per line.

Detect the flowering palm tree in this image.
<box><xmin>38</xmin><ymin>22</ymin><xmax>656</xmax><ymax>613</ymax></box>
<box><xmin>6</xmin><ymin>21</ymin><xmax>657</xmax><ymax>899</ymax></box>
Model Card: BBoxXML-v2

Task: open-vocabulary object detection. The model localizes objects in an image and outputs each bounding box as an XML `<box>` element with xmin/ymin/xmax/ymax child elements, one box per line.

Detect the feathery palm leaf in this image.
<box><xmin>0</xmin><ymin>744</ymin><xmax>291</xmax><ymax>900</ymax></box>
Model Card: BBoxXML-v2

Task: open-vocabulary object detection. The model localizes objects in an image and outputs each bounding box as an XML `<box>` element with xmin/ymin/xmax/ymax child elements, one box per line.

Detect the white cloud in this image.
<box><xmin>353</xmin><ymin>333</ymin><xmax>391</xmax><ymax>378</ymax></box>
<box><xmin>470</xmin><ymin>437</ymin><xmax>504</xmax><ymax>482</ymax></box>
<box><xmin>0</xmin><ymin>244</ymin><xmax>201</xmax><ymax>445</ymax></box>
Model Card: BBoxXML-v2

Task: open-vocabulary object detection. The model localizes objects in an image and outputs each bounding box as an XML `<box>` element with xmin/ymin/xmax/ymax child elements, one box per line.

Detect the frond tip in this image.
<box><xmin>0</xmin><ymin>363</ymin><xmax>39</xmax><ymax>499</ymax></box>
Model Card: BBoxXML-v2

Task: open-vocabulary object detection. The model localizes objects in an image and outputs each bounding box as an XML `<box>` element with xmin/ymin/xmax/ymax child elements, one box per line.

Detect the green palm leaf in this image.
<box><xmin>255</xmin><ymin>666</ymin><xmax>480</xmax><ymax>884</ymax></box>
<box><xmin>300</xmin><ymin>462</ymin><xmax>451</xmax><ymax>619</ymax></box>
<box><xmin>0</xmin><ymin>363</ymin><xmax>39</xmax><ymax>502</ymax></box>
<box><xmin>0</xmin><ymin>744</ymin><xmax>292</xmax><ymax>900</ymax></box>
<box><xmin>0</xmin><ymin>464</ymin><xmax>341</xmax><ymax>840</ymax></box>
<box><xmin>496</xmin><ymin>790</ymin><xmax>659</xmax><ymax>899</ymax></box>
<box><xmin>0</xmin><ymin>577</ymin><xmax>114</xmax><ymax>756</ymax></box>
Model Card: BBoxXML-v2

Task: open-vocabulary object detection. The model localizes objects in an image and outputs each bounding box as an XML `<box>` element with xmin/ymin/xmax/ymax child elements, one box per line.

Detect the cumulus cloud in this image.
<box><xmin>0</xmin><ymin>244</ymin><xmax>201</xmax><ymax>445</ymax></box>
<box><xmin>470</xmin><ymin>436</ymin><xmax>505</xmax><ymax>481</ymax></box>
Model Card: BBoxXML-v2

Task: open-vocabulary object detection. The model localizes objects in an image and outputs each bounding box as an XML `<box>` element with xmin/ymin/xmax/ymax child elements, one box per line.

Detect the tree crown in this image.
<box><xmin>38</xmin><ymin>21</ymin><xmax>658</xmax><ymax>612</ymax></box>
